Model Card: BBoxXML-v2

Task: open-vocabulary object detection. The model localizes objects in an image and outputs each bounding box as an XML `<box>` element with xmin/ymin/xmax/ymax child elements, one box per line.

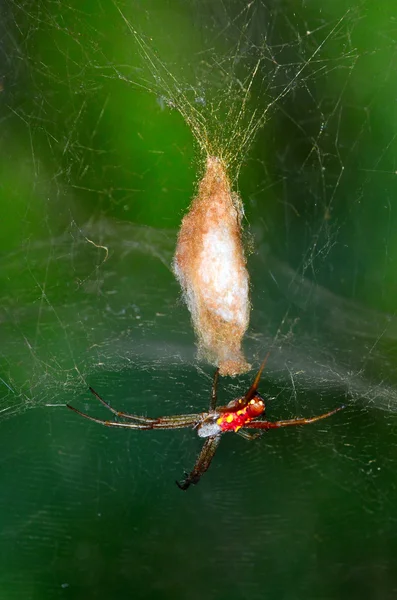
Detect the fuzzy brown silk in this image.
<box><xmin>173</xmin><ymin>156</ymin><xmax>250</xmax><ymax>376</ymax></box>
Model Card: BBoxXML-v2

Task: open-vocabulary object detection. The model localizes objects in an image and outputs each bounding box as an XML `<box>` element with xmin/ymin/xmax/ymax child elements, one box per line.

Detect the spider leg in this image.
<box><xmin>176</xmin><ymin>434</ymin><xmax>221</xmax><ymax>491</ymax></box>
<box><xmin>209</xmin><ymin>368</ymin><xmax>220</xmax><ymax>411</ymax></box>
<box><xmin>244</xmin><ymin>405</ymin><xmax>345</xmax><ymax>430</ymax></box>
<box><xmin>87</xmin><ymin>387</ymin><xmax>202</xmax><ymax>426</ymax></box>
<box><xmin>67</xmin><ymin>404</ymin><xmax>201</xmax><ymax>430</ymax></box>
<box><xmin>243</xmin><ymin>352</ymin><xmax>270</xmax><ymax>402</ymax></box>
<box><xmin>237</xmin><ymin>429</ymin><xmax>262</xmax><ymax>441</ymax></box>
<box><xmin>89</xmin><ymin>387</ymin><xmax>157</xmax><ymax>423</ymax></box>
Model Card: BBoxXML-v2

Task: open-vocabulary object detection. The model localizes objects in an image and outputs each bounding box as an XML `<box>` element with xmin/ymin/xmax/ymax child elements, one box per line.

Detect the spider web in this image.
<box><xmin>1</xmin><ymin>1</ymin><xmax>397</xmax><ymax>599</ymax></box>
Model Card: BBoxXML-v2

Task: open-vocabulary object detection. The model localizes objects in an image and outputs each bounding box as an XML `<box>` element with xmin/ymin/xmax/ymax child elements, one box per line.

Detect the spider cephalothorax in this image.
<box><xmin>67</xmin><ymin>355</ymin><xmax>343</xmax><ymax>491</ymax></box>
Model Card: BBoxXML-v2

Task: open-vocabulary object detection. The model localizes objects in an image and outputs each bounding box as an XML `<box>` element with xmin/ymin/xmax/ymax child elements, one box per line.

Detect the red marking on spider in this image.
<box><xmin>67</xmin><ymin>353</ymin><xmax>344</xmax><ymax>491</ymax></box>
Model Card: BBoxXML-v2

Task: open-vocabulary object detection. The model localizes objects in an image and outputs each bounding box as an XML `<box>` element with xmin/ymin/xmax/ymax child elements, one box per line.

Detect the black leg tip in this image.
<box><xmin>176</xmin><ymin>480</ymin><xmax>189</xmax><ymax>491</ymax></box>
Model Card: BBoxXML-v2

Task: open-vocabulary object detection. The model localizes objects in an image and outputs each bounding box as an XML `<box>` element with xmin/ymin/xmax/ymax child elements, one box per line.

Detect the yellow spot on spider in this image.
<box><xmin>217</xmin><ymin>414</ymin><xmax>236</xmax><ymax>426</ymax></box>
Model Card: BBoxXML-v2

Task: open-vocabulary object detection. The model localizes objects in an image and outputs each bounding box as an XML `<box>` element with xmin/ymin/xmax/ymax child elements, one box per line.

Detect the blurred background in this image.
<box><xmin>1</xmin><ymin>1</ymin><xmax>397</xmax><ymax>598</ymax></box>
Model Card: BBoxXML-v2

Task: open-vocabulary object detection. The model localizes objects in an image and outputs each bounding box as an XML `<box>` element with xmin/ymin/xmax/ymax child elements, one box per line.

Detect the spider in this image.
<box><xmin>67</xmin><ymin>355</ymin><xmax>344</xmax><ymax>491</ymax></box>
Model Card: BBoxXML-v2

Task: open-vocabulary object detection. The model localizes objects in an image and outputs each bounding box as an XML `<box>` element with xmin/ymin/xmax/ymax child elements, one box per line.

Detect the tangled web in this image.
<box><xmin>1</xmin><ymin>0</ymin><xmax>395</xmax><ymax>416</ymax></box>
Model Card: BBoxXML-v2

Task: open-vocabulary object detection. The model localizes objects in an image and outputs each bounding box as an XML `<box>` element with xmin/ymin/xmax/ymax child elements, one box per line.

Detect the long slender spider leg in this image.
<box><xmin>67</xmin><ymin>404</ymin><xmax>200</xmax><ymax>430</ymax></box>
<box><xmin>243</xmin><ymin>352</ymin><xmax>270</xmax><ymax>403</ymax></box>
<box><xmin>237</xmin><ymin>429</ymin><xmax>262</xmax><ymax>441</ymax></box>
<box><xmin>209</xmin><ymin>368</ymin><xmax>220</xmax><ymax>411</ymax></box>
<box><xmin>176</xmin><ymin>434</ymin><xmax>221</xmax><ymax>491</ymax></box>
<box><xmin>244</xmin><ymin>405</ymin><xmax>345</xmax><ymax>430</ymax></box>
<box><xmin>89</xmin><ymin>387</ymin><xmax>157</xmax><ymax>423</ymax></box>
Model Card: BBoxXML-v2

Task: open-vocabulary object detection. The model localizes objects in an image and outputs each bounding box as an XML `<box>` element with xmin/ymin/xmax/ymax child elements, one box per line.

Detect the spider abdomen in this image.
<box><xmin>216</xmin><ymin>408</ymin><xmax>250</xmax><ymax>432</ymax></box>
<box><xmin>216</xmin><ymin>396</ymin><xmax>265</xmax><ymax>432</ymax></box>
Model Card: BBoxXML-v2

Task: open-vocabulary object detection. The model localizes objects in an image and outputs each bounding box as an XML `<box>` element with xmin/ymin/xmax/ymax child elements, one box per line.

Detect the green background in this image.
<box><xmin>1</xmin><ymin>1</ymin><xmax>397</xmax><ymax>598</ymax></box>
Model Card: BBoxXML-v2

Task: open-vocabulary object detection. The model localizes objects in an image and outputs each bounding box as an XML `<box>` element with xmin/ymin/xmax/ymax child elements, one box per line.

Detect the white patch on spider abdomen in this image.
<box><xmin>197</xmin><ymin>418</ymin><xmax>222</xmax><ymax>438</ymax></box>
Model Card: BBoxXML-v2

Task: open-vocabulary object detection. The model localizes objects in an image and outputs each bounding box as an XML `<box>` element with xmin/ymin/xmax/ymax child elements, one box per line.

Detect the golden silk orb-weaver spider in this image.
<box><xmin>67</xmin><ymin>355</ymin><xmax>344</xmax><ymax>491</ymax></box>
